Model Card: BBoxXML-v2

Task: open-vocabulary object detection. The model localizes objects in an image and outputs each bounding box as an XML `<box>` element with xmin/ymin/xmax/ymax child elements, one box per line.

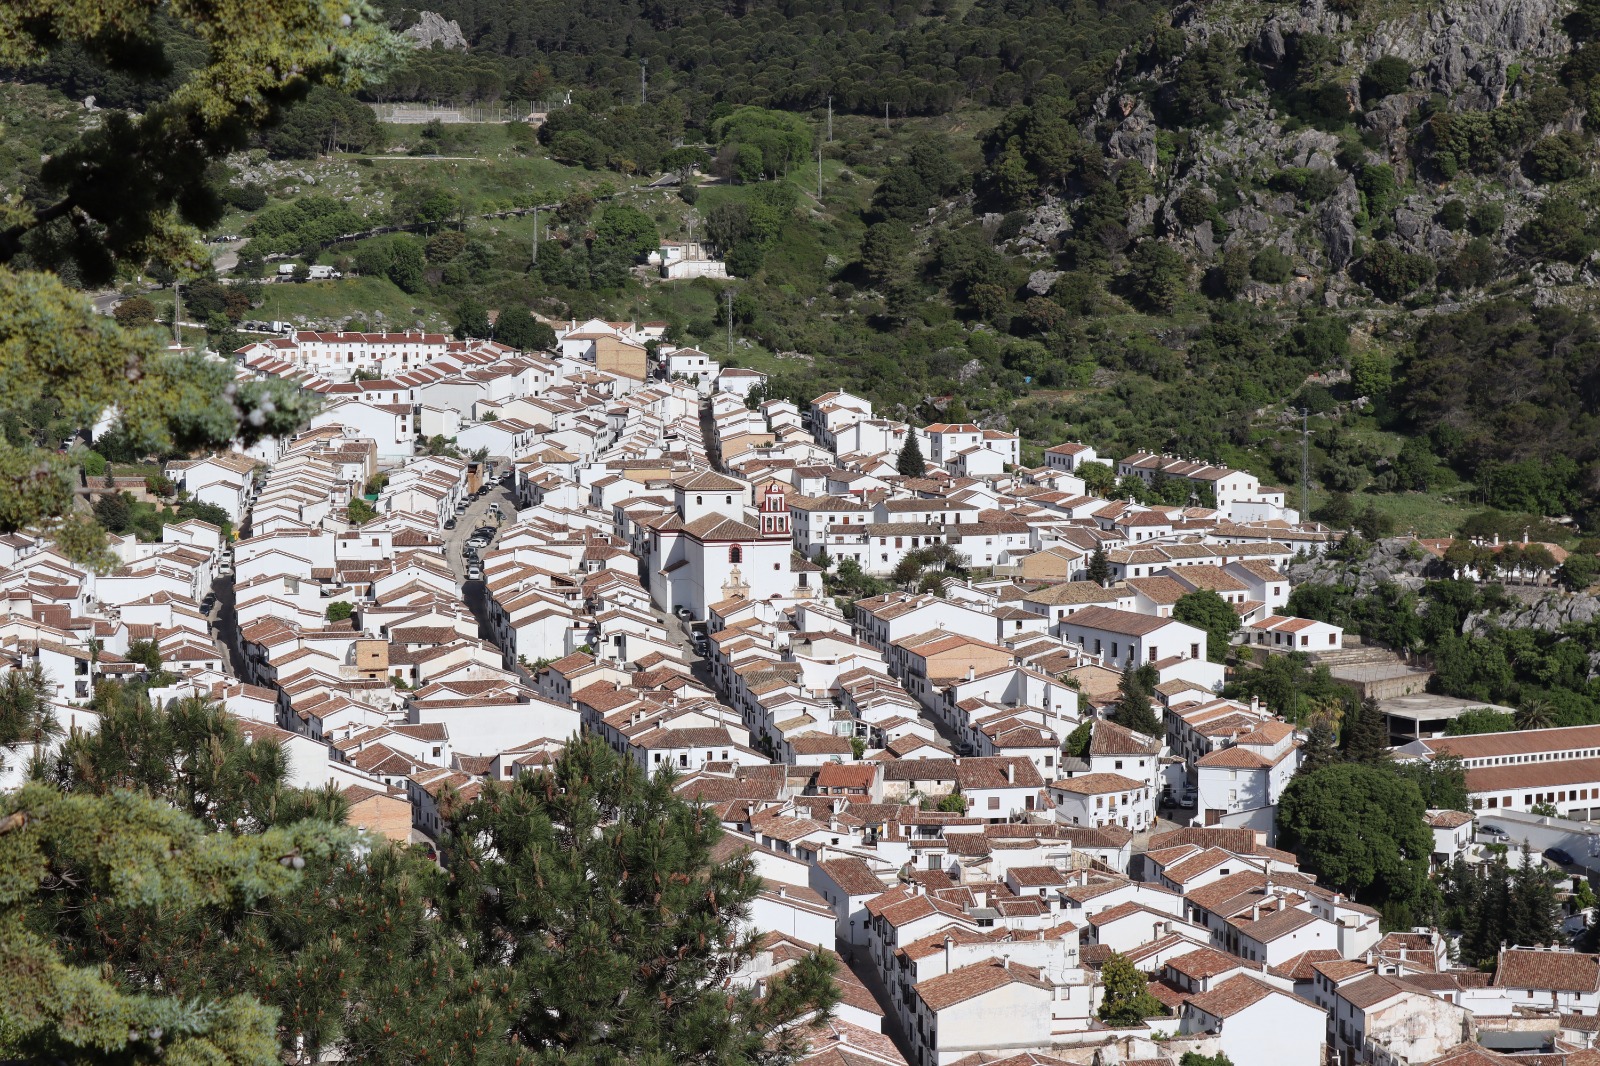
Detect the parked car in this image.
<box><xmin>474</xmin><ymin>526</ymin><xmax>496</xmax><ymax>538</ymax></box>
<box><xmin>1545</xmin><ymin>847</ymin><xmax>1576</xmax><ymax>866</ymax></box>
<box><xmin>674</xmin><ymin>605</ymin><xmax>692</xmax><ymax>619</ymax></box>
<box><xmin>443</xmin><ymin>517</ymin><xmax>456</xmax><ymax>530</ymax></box>
<box><xmin>466</xmin><ymin>565</ymin><xmax>483</xmax><ymax>581</ymax></box>
<box><xmin>1479</xmin><ymin>824</ymin><xmax>1508</xmax><ymax>837</ymax></box>
<box><xmin>1179</xmin><ymin>788</ymin><xmax>1197</xmax><ymax>807</ymax></box>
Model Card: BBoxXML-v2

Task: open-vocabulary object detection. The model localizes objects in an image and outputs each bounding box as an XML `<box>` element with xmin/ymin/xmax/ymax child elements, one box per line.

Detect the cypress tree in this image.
<box><xmin>1340</xmin><ymin>696</ymin><xmax>1388</xmax><ymax>763</ymax></box>
<box><xmin>1087</xmin><ymin>546</ymin><xmax>1110</xmax><ymax>584</ymax></box>
<box><xmin>897</xmin><ymin>432</ymin><xmax>927</xmax><ymax>477</ymax></box>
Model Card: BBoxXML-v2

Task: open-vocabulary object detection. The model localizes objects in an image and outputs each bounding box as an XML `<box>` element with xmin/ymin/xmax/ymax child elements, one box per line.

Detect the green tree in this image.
<box><xmin>1299</xmin><ymin>713</ymin><xmax>1340</xmax><ymax>773</ymax></box>
<box><xmin>347</xmin><ymin>497</ymin><xmax>378</xmax><ymax>524</ymax></box>
<box><xmin>493</xmin><ymin>307</ymin><xmax>556</xmax><ymax>352</ymax></box>
<box><xmin>454</xmin><ymin>300</ymin><xmax>492</xmax><ymax>340</ymax></box>
<box><xmin>1078</xmin><ymin>461</ymin><xmax>1116</xmax><ymax>496</ymax></box>
<box><xmin>0</xmin><ymin>664</ymin><xmax>59</xmax><ymax>777</ymax></box>
<box><xmin>1173</xmin><ymin>589</ymin><xmax>1238</xmax><ymax>663</ymax></box>
<box><xmin>325</xmin><ymin>601</ymin><xmax>354</xmax><ymax>623</ymax></box>
<box><xmin>386</xmin><ymin>234</ymin><xmax>428</xmax><ymax>292</ymax></box>
<box><xmin>1277</xmin><ymin>763</ymin><xmax>1433</xmax><ymax>921</ymax></box>
<box><xmin>859</xmin><ymin>221</ymin><xmax>914</xmax><ymax>288</ymax></box>
<box><xmin>1250</xmin><ymin>247</ymin><xmax>1293</xmax><ymax>283</ymax></box>
<box><xmin>113</xmin><ymin>296</ymin><xmax>158</xmax><ymax>329</ymax></box>
<box><xmin>1445</xmin><ymin>707</ymin><xmax>1517</xmax><ymax>735</ymax></box>
<box><xmin>0</xmin><ymin>271</ymin><xmax>315</xmax><ymax>562</ymax></box>
<box><xmin>442</xmin><ymin>734</ymin><xmax>837</xmax><ymax>1060</ymax></box>
<box><xmin>1391</xmin><ymin>755</ymin><xmax>1470</xmax><ymax>811</ymax></box>
<box><xmin>93</xmin><ymin>491</ymin><xmax>133</xmax><ymax>533</ymax></box>
<box><xmin>1097</xmin><ymin>951</ymin><xmax>1167</xmax><ymax>1024</ymax></box>
<box><xmin>0</xmin><ymin>783</ymin><xmax>350</xmax><ymax>1066</ymax></box>
<box><xmin>1112</xmin><ymin>664</ymin><xmax>1163</xmax><ymax>737</ymax></box>
<box><xmin>0</xmin><ymin>0</ymin><xmax>401</xmax><ymax>281</ymax></box>
<box><xmin>1560</xmin><ymin>554</ymin><xmax>1600</xmax><ymax>591</ymax></box>
<box><xmin>591</xmin><ymin>203</ymin><xmax>660</xmax><ymax>262</ymax></box>
<box><xmin>1125</xmin><ymin>240</ymin><xmax>1189</xmax><ymax>312</ymax></box>
<box><xmin>1516</xmin><ymin>697</ymin><xmax>1555</xmax><ymax>731</ymax></box>
<box><xmin>1063</xmin><ymin>720</ymin><xmax>1092</xmax><ymax>758</ymax></box>
<box><xmin>124</xmin><ymin>638</ymin><xmax>164</xmax><ymax>674</ymax></box>
<box><xmin>897</xmin><ymin>433</ymin><xmax>927</xmax><ymax>477</ymax></box>
<box><xmin>1087</xmin><ymin>546</ymin><xmax>1110</xmax><ymax>584</ymax></box>
<box><xmin>1340</xmin><ymin>696</ymin><xmax>1388</xmax><ymax>763</ymax></box>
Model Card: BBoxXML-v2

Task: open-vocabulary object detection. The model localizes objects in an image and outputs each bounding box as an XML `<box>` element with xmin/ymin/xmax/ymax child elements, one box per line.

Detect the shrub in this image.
<box><xmin>1523</xmin><ymin>132</ymin><xmax>1587</xmax><ymax>183</ymax></box>
<box><xmin>1519</xmin><ymin>196</ymin><xmax>1599</xmax><ymax>262</ymax></box>
<box><xmin>1362</xmin><ymin>241</ymin><xmax>1434</xmax><ymax>300</ymax></box>
<box><xmin>1173</xmin><ymin>186</ymin><xmax>1215</xmax><ymax>227</ymax></box>
<box><xmin>1436</xmin><ymin>199</ymin><xmax>1468</xmax><ymax>231</ymax></box>
<box><xmin>1250</xmin><ymin>246</ymin><xmax>1294</xmax><ymax>283</ymax></box>
<box><xmin>1469</xmin><ymin>201</ymin><xmax>1505</xmax><ymax>236</ymax></box>
<box><xmin>1437</xmin><ymin>237</ymin><xmax>1501</xmax><ymax>290</ymax></box>
<box><xmin>1361</xmin><ymin>57</ymin><xmax>1413</xmax><ymax>103</ymax></box>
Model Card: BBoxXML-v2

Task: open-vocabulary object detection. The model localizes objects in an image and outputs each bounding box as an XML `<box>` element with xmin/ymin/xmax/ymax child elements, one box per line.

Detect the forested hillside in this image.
<box><xmin>8</xmin><ymin>0</ymin><xmax>1600</xmax><ymax>539</ymax></box>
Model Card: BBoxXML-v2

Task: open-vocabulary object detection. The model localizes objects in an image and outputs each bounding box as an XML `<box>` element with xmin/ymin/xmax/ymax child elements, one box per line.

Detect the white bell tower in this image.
<box><xmin>759</xmin><ymin>482</ymin><xmax>790</xmax><ymax>539</ymax></box>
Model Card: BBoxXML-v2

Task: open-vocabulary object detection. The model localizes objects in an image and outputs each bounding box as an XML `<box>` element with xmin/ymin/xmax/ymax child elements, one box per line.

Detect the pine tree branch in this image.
<box><xmin>0</xmin><ymin>197</ymin><xmax>79</xmax><ymax>263</ymax></box>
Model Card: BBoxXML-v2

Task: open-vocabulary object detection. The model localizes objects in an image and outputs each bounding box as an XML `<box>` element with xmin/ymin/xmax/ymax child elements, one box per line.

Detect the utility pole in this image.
<box><xmin>639</xmin><ymin>58</ymin><xmax>647</xmax><ymax>106</ymax></box>
<box><xmin>172</xmin><ymin>281</ymin><xmax>182</xmax><ymax>347</ymax></box>
<box><xmin>531</xmin><ymin>205</ymin><xmax>539</xmax><ymax>266</ymax></box>
<box><xmin>1301</xmin><ymin>407</ymin><xmax>1310</xmax><ymax>520</ymax></box>
<box><xmin>817</xmin><ymin>142</ymin><xmax>823</xmax><ymax>204</ymax></box>
<box><xmin>884</xmin><ymin>102</ymin><xmax>889</xmax><ymax>131</ymax></box>
<box><xmin>827</xmin><ymin>95</ymin><xmax>833</xmax><ymax>142</ymax></box>
<box><xmin>725</xmin><ymin>288</ymin><xmax>734</xmax><ymax>360</ymax></box>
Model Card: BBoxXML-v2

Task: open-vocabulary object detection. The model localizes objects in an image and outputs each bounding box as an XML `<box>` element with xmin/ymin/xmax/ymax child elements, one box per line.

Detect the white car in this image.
<box><xmin>466</xmin><ymin>565</ymin><xmax>483</xmax><ymax>580</ymax></box>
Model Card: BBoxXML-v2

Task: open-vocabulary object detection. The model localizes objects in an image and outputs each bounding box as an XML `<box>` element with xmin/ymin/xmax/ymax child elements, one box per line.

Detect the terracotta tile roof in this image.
<box><xmin>1185</xmin><ymin>973</ymin><xmax>1284</xmax><ymax>1018</ymax></box>
<box><xmin>1494</xmin><ymin>949</ymin><xmax>1600</xmax><ymax>993</ymax></box>
<box><xmin>1167</xmin><ymin>946</ymin><xmax>1251</xmax><ymax>980</ymax></box>
<box><xmin>1270</xmin><ymin>948</ymin><xmax>1343</xmax><ymax>980</ymax></box>
<box><xmin>914</xmin><ymin>957</ymin><xmax>1052</xmax><ymax>1011</ymax></box>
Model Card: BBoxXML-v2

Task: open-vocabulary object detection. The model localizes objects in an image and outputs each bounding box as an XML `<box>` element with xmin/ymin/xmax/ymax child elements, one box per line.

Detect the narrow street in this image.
<box><xmin>445</xmin><ymin>475</ymin><xmax>517</xmax><ymax>644</ymax></box>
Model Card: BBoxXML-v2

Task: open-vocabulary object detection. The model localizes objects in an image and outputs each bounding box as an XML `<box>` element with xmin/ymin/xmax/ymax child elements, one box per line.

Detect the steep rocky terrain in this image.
<box><xmin>1009</xmin><ymin>0</ymin><xmax>1589</xmax><ymax>306</ymax></box>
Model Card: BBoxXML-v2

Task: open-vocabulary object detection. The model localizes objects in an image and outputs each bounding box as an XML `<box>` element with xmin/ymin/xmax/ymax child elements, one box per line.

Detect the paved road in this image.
<box><xmin>443</xmin><ymin>477</ymin><xmax>517</xmax><ymax>648</ymax></box>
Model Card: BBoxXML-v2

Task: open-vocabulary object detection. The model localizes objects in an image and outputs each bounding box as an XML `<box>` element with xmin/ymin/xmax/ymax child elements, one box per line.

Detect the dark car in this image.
<box><xmin>1479</xmin><ymin>824</ymin><xmax>1508</xmax><ymax>837</ymax></box>
<box><xmin>474</xmin><ymin>527</ymin><xmax>496</xmax><ymax>538</ymax></box>
<box><xmin>1545</xmin><ymin>847</ymin><xmax>1576</xmax><ymax>866</ymax></box>
<box><xmin>443</xmin><ymin>517</ymin><xmax>456</xmax><ymax>530</ymax></box>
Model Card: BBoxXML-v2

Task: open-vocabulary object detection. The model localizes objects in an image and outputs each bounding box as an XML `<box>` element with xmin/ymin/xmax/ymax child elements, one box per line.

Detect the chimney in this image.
<box><xmin>966</xmin><ymin>665</ymin><xmax>975</xmax><ymax>682</ymax></box>
<box><xmin>1006</xmin><ymin>762</ymin><xmax>1015</xmax><ymax>783</ymax></box>
<box><xmin>1250</xmin><ymin>695</ymin><xmax>1260</xmax><ymax>714</ymax></box>
<box><xmin>1252</xmin><ymin>901</ymin><xmax>1261</xmax><ymax>920</ymax></box>
<box><xmin>944</xmin><ymin>934</ymin><xmax>954</xmax><ymax>972</ymax></box>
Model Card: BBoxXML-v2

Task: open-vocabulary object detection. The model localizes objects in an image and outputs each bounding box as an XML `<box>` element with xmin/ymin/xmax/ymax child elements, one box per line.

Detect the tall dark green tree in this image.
<box><xmin>897</xmin><ymin>433</ymin><xmax>927</xmax><ymax>477</ymax></box>
<box><xmin>1173</xmin><ymin>590</ymin><xmax>1239</xmax><ymax>663</ymax></box>
<box><xmin>1087</xmin><ymin>546</ymin><xmax>1110</xmax><ymax>584</ymax></box>
<box><xmin>1299</xmin><ymin>712</ymin><xmax>1340</xmax><ymax>773</ymax></box>
<box><xmin>0</xmin><ymin>664</ymin><xmax>59</xmax><ymax>777</ymax></box>
<box><xmin>1112</xmin><ymin>664</ymin><xmax>1163</xmax><ymax>737</ymax></box>
<box><xmin>443</xmin><ymin>734</ymin><xmax>837</xmax><ymax>1064</ymax></box>
<box><xmin>1340</xmin><ymin>696</ymin><xmax>1388</xmax><ymax>763</ymax></box>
